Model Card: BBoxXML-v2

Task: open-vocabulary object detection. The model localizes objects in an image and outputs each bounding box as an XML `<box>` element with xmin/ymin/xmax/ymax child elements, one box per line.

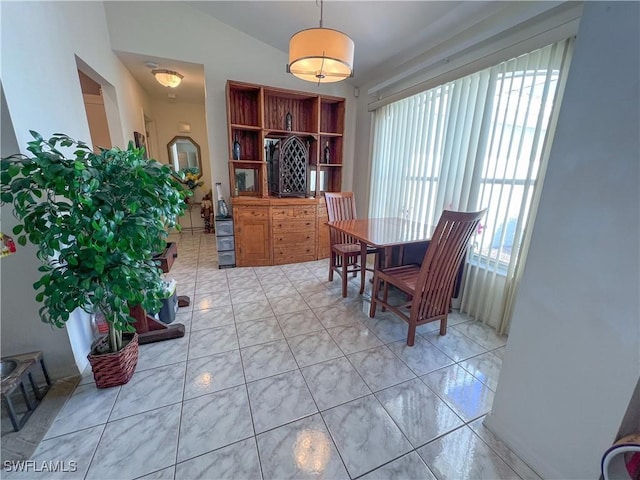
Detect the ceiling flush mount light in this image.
<box><xmin>287</xmin><ymin>0</ymin><xmax>354</xmax><ymax>83</ymax></box>
<box><xmin>152</xmin><ymin>69</ymin><xmax>184</xmax><ymax>88</ymax></box>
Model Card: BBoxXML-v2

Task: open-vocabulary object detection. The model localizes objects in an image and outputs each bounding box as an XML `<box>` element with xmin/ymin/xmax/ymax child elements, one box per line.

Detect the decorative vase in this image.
<box><xmin>215</xmin><ymin>182</ymin><xmax>230</xmax><ymax>217</ymax></box>
<box><xmin>323</xmin><ymin>141</ymin><xmax>331</xmax><ymax>164</ymax></box>
<box><xmin>233</xmin><ymin>133</ymin><xmax>241</xmax><ymax>160</ymax></box>
<box><xmin>217</xmin><ymin>199</ymin><xmax>229</xmax><ymax>217</ymax></box>
<box><xmin>87</xmin><ymin>332</ymin><xmax>138</xmax><ymax>388</ymax></box>
<box><xmin>285</xmin><ymin>111</ymin><xmax>292</xmax><ymax>131</ymax></box>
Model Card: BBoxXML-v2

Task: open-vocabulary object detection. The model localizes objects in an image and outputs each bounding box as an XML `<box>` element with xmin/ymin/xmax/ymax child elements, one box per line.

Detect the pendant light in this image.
<box><xmin>287</xmin><ymin>0</ymin><xmax>354</xmax><ymax>83</ymax></box>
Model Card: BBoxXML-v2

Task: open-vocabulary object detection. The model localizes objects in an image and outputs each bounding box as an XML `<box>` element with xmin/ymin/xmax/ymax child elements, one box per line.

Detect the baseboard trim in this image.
<box><xmin>483</xmin><ymin>413</ymin><xmax>566</xmax><ymax>479</ymax></box>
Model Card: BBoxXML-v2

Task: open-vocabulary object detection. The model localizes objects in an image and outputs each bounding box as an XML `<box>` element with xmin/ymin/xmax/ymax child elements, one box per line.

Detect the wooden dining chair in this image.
<box><xmin>369</xmin><ymin>209</ymin><xmax>486</xmax><ymax>346</ymax></box>
<box><xmin>325</xmin><ymin>192</ymin><xmax>377</xmax><ymax>297</ymax></box>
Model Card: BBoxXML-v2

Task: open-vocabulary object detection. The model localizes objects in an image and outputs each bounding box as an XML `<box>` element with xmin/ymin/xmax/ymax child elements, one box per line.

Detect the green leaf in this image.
<box><xmin>12</xmin><ymin>224</ymin><xmax>24</xmax><ymax>235</ymax></box>
<box><xmin>29</xmin><ymin>130</ymin><xmax>43</xmax><ymax>142</ymax></box>
<box><xmin>18</xmin><ymin>235</ymin><xmax>27</xmax><ymax>246</ymax></box>
<box><xmin>7</xmin><ymin>164</ymin><xmax>21</xmax><ymax>177</ymax></box>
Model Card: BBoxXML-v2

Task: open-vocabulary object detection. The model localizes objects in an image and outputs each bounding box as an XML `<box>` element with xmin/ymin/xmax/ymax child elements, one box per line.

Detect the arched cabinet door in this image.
<box><xmin>269</xmin><ymin>135</ymin><xmax>309</xmax><ymax>198</ymax></box>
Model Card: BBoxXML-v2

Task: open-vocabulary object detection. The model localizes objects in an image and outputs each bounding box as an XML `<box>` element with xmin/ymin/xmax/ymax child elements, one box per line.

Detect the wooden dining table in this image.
<box><xmin>326</xmin><ymin>217</ymin><xmax>432</xmax><ymax>294</ymax></box>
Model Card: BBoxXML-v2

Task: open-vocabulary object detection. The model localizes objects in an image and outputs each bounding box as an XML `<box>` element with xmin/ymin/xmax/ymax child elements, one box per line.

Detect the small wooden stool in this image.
<box><xmin>1</xmin><ymin>351</ymin><xmax>51</xmax><ymax>431</ymax></box>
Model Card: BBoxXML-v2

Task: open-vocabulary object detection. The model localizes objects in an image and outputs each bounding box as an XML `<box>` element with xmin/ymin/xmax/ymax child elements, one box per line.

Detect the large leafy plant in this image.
<box><xmin>0</xmin><ymin>131</ymin><xmax>189</xmax><ymax>353</ymax></box>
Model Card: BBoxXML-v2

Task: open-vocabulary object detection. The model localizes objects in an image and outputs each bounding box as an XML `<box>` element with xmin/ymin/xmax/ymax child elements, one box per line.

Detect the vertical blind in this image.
<box><xmin>369</xmin><ymin>38</ymin><xmax>574</xmax><ymax>332</ymax></box>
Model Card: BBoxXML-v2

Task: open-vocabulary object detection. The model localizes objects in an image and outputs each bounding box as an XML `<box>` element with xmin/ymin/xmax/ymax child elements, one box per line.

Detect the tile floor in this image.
<box><xmin>14</xmin><ymin>233</ymin><xmax>542</xmax><ymax>480</ymax></box>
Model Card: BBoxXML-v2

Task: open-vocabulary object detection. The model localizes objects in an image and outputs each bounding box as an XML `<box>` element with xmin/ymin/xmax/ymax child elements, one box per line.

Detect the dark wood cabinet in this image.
<box><xmin>226</xmin><ymin>80</ymin><xmax>345</xmax><ymax>198</ymax></box>
<box><xmin>226</xmin><ymin>81</ymin><xmax>341</xmax><ymax>266</ymax></box>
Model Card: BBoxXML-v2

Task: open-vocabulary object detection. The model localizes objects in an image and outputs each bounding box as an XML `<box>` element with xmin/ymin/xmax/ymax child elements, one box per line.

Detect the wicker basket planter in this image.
<box><xmin>87</xmin><ymin>333</ymin><xmax>139</xmax><ymax>389</ymax></box>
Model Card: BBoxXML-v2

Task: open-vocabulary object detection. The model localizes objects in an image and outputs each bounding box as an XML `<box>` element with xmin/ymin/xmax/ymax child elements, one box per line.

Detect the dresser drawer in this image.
<box><xmin>272</xmin><ymin>219</ymin><xmax>315</xmax><ymax>232</ymax></box>
<box><xmin>273</xmin><ymin>246</ymin><xmax>316</xmax><ymax>264</ymax></box>
<box><xmin>236</xmin><ymin>208</ymin><xmax>269</xmax><ymax>219</ymax></box>
<box><xmin>292</xmin><ymin>205</ymin><xmax>317</xmax><ymax>219</ymax></box>
<box><xmin>273</xmin><ymin>231</ymin><xmax>315</xmax><ymax>247</ymax></box>
<box><xmin>271</xmin><ymin>207</ymin><xmax>294</xmax><ymax>219</ymax></box>
<box><xmin>272</xmin><ymin>206</ymin><xmax>316</xmax><ymax>220</ymax></box>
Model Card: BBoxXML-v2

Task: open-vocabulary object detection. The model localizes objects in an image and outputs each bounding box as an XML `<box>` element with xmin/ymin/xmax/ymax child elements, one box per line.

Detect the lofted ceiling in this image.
<box><xmin>186</xmin><ymin>1</ymin><xmax>512</xmax><ymax>83</ymax></box>
<box><xmin>115</xmin><ymin>1</ymin><xmax>567</xmax><ymax>102</ymax></box>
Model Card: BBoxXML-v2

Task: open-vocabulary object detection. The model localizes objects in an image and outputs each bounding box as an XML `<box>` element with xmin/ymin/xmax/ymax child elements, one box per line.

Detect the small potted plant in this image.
<box><xmin>0</xmin><ymin>131</ymin><xmax>189</xmax><ymax>388</ymax></box>
<box><xmin>174</xmin><ymin>166</ymin><xmax>203</xmax><ymax>203</ymax></box>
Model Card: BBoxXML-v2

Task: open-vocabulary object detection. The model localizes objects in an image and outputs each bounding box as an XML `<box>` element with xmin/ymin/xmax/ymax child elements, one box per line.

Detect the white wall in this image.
<box><xmin>111</xmin><ymin>61</ymin><xmax>153</xmax><ymax>147</ymax></box>
<box><xmin>149</xmin><ymin>101</ymin><xmax>211</xmax><ymax>192</ymax></box>
<box><xmin>352</xmin><ymin>91</ymin><xmax>375</xmax><ymax>216</ymax></box>
<box><xmin>103</xmin><ymin>2</ymin><xmax>356</xmax><ymax>201</ymax></box>
<box><xmin>1</xmin><ymin>1</ymin><xmax>154</xmax><ymax>378</ymax></box>
<box><xmin>484</xmin><ymin>3</ymin><xmax>640</xmax><ymax>478</ymax></box>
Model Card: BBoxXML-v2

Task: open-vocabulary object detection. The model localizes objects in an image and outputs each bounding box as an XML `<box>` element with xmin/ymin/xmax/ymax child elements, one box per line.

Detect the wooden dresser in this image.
<box><xmin>233</xmin><ymin>197</ymin><xmax>330</xmax><ymax>267</ymax></box>
<box><xmin>226</xmin><ymin>80</ymin><xmax>341</xmax><ymax>267</ymax></box>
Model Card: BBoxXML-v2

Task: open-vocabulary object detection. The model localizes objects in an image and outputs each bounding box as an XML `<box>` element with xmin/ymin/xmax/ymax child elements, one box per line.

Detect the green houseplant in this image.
<box><xmin>0</xmin><ymin>131</ymin><xmax>189</xmax><ymax>387</ymax></box>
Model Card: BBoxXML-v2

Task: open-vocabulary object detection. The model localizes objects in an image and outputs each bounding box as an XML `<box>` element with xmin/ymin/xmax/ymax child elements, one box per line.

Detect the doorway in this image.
<box><xmin>144</xmin><ymin>114</ymin><xmax>158</xmax><ymax>160</ymax></box>
<box><xmin>78</xmin><ymin>70</ymin><xmax>111</xmax><ymax>151</ymax></box>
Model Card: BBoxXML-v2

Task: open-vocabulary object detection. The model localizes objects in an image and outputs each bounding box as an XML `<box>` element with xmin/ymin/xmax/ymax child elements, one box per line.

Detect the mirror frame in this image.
<box><xmin>167</xmin><ymin>135</ymin><xmax>202</xmax><ymax>179</ymax></box>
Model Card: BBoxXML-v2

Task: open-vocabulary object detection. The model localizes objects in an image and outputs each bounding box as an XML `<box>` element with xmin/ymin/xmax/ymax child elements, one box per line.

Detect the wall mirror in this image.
<box><xmin>167</xmin><ymin>136</ymin><xmax>202</xmax><ymax>178</ymax></box>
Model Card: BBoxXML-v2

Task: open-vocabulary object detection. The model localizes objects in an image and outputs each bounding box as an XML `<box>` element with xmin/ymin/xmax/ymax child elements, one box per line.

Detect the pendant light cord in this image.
<box><xmin>317</xmin><ymin>0</ymin><xmax>324</xmax><ymax>28</ymax></box>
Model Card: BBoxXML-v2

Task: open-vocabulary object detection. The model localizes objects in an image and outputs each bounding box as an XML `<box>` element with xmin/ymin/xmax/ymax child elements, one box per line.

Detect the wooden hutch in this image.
<box><xmin>226</xmin><ymin>80</ymin><xmax>345</xmax><ymax>266</ymax></box>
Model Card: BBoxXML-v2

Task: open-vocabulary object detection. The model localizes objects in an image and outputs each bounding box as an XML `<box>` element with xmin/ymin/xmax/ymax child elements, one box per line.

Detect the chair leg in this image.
<box><xmin>341</xmin><ymin>254</ymin><xmax>348</xmax><ymax>298</ymax></box>
<box><xmin>407</xmin><ymin>322</ymin><xmax>417</xmax><ymax>346</ymax></box>
<box><xmin>439</xmin><ymin>316</ymin><xmax>448</xmax><ymax>335</ymax></box>
<box><xmin>369</xmin><ymin>275</ymin><xmax>380</xmax><ymax>317</ymax></box>
<box><xmin>382</xmin><ymin>279</ymin><xmax>389</xmax><ymax>312</ymax></box>
<box><xmin>328</xmin><ymin>252</ymin><xmax>335</xmax><ymax>281</ymax></box>
<box><xmin>359</xmin><ymin>245</ymin><xmax>366</xmax><ymax>295</ymax></box>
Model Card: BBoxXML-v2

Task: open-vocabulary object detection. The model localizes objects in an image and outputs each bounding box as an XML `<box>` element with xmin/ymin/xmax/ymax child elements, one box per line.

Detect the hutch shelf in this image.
<box><xmin>225</xmin><ymin>80</ymin><xmax>345</xmax><ymax>266</ymax></box>
<box><xmin>226</xmin><ymin>80</ymin><xmax>345</xmax><ymax>199</ymax></box>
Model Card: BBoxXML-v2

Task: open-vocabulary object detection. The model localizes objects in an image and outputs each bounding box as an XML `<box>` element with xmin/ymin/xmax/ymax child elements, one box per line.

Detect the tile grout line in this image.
<box><xmin>172</xmin><ymin>259</ymin><xmax>193</xmax><ymax>478</ymax></box>
<box><xmin>276</xmin><ymin>305</ymin><xmax>353</xmax><ymax>479</ymax></box>
<box><xmin>230</xmin><ymin>267</ymin><xmax>267</xmax><ymax>480</ymax></box>
<box><xmin>173</xmin><ymin>232</ymin><xmax>206</xmax><ymax>478</ymax></box>
<box><xmin>43</xmin><ymin>234</ymin><xmax>517</xmax><ymax>479</ymax></box>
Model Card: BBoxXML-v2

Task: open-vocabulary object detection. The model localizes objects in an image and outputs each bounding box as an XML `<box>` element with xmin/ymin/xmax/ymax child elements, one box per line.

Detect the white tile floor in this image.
<box><xmin>20</xmin><ymin>233</ymin><xmax>542</xmax><ymax>480</ymax></box>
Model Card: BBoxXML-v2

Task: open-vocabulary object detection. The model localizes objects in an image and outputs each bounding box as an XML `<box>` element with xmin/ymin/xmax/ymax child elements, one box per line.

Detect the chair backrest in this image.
<box><xmin>325</xmin><ymin>192</ymin><xmax>358</xmax><ymax>245</ymax></box>
<box><xmin>411</xmin><ymin>209</ymin><xmax>486</xmax><ymax>322</ymax></box>
<box><xmin>325</xmin><ymin>192</ymin><xmax>357</xmax><ymax>221</ymax></box>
